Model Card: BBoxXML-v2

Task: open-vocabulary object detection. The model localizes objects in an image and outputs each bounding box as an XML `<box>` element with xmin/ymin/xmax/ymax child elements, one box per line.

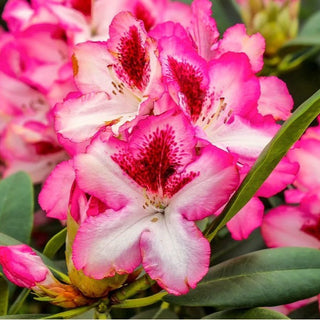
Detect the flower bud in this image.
<box><xmin>0</xmin><ymin>244</ymin><xmax>92</xmax><ymax>308</ymax></box>
<box><xmin>236</xmin><ymin>0</ymin><xmax>300</xmax><ymax>56</ymax></box>
<box><xmin>0</xmin><ymin>244</ymin><xmax>56</xmax><ymax>290</ymax></box>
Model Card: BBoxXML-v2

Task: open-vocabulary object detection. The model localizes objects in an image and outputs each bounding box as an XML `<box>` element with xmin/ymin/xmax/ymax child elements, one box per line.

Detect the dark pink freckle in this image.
<box><xmin>301</xmin><ymin>218</ymin><xmax>320</xmax><ymax>241</ymax></box>
<box><xmin>117</xmin><ymin>26</ymin><xmax>150</xmax><ymax>91</ymax></box>
<box><xmin>134</xmin><ymin>2</ymin><xmax>155</xmax><ymax>32</ymax></box>
<box><xmin>112</xmin><ymin>126</ymin><xmax>197</xmax><ymax>197</ymax></box>
<box><xmin>167</xmin><ymin>56</ymin><xmax>206</xmax><ymax>122</ymax></box>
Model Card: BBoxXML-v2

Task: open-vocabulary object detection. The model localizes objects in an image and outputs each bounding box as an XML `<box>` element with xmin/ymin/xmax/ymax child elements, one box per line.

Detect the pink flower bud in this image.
<box><xmin>0</xmin><ymin>244</ymin><xmax>55</xmax><ymax>289</ymax></box>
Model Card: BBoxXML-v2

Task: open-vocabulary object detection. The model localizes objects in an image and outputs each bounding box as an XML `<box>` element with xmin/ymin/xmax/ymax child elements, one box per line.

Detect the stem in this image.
<box><xmin>112</xmin><ymin>291</ymin><xmax>167</xmax><ymax>309</ymax></box>
<box><xmin>8</xmin><ymin>288</ymin><xmax>30</xmax><ymax>315</ymax></box>
<box><xmin>110</xmin><ymin>274</ymin><xmax>155</xmax><ymax>303</ymax></box>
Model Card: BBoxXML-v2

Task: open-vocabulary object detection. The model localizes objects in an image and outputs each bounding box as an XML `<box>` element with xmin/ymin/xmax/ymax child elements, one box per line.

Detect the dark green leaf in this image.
<box><xmin>0</xmin><ymin>274</ymin><xmax>8</xmax><ymax>315</ymax></box>
<box><xmin>165</xmin><ymin>247</ymin><xmax>320</xmax><ymax>308</ymax></box>
<box><xmin>43</xmin><ymin>228</ymin><xmax>67</xmax><ymax>259</ymax></box>
<box><xmin>205</xmin><ymin>89</ymin><xmax>320</xmax><ymax>240</ymax></box>
<box><xmin>300</xmin><ymin>11</ymin><xmax>320</xmax><ymax>37</ymax></box>
<box><xmin>211</xmin><ymin>228</ymin><xmax>266</xmax><ymax>265</ymax></box>
<box><xmin>0</xmin><ymin>232</ymin><xmax>21</xmax><ymax>246</ymax></box>
<box><xmin>203</xmin><ymin>307</ymin><xmax>288</xmax><ymax>319</ymax></box>
<box><xmin>0</xmin><ymin>172</ymin><xmax>33</xmax><ymax>244</ymax></box>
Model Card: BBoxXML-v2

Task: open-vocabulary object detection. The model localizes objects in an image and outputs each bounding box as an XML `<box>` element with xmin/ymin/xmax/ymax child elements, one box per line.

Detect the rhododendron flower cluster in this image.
<box><xmin>0</xmin><ymin>0</ymin><xmax>192</xmax><ymax>182</ymax></box>
<box><xmin>0</xmin><ymin>0</ymin><xmax>298</xmax><ymax>307</ymax></box>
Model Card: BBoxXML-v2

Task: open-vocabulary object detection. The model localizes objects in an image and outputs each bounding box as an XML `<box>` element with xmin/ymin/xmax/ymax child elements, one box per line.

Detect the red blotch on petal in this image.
<box><xmin>167</xmin><ymin>56</ymin><xmax>206</xmax><ymax>122</ymax></box>
<box><xmin>112</xmin><ymin>125</ymin><xmax>197</xmax><ymax>198</ymax></box>
<box><xmin>116</xmin><ymin>26</ymin><xmax>150</xmax><ymax>91</ymax></box>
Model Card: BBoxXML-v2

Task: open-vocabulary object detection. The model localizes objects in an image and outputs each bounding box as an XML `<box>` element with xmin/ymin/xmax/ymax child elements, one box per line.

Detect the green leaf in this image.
<box><xmin>0</xmin><ymin>232</ymin><xmax>21</xmax><ymax>246</ymax></box>
<box><xmin>43</xmin><ymin>228</ymin><xmax>67</xmax><ymax>259</ymax></box>
<box><xmin>204</xmin><ymin>307</ymin><xmax>288</xmax><ymax>319</ymax></box>
<box><xmin>300</xmin><ymin>11</ymin><xmax>320</xmax><ymax>37</ymax></box>
<box><xmin>165</xmin><ymin>247</ymin><xmax>320</xmax><ymax>308</ymax></box>
<box><xmin>0</xmin><ymin>172</ymin><xmax>33</xmax><ymax>244</ymax></box>
<box><xmin>211</xmin><ymin>228</ymin><xmax>266</xmax><ymax>265</ymax></box>
<box><xmin>0</xmin><ymin>274</ymin><xmax>8</xmax><ymax>316</ymax></box>
<box><xmin>205</xmin><ymin>89</ymin><xmax>320</xmax><ymax>240</ymax></box>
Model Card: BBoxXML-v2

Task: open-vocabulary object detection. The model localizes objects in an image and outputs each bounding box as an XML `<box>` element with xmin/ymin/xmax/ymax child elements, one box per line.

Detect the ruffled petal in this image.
<box><xmin>55</xmin><ymin>91</ymin><xmax>138</xmax><ymax>143</ymax></box>
<box><xmin>72</xmin><ymin>206</ymin><xmax>152</xmax><ymax>279</ymax></box>
<box><xmin>38</xmin><ymin>159</ymin><xmax>75</xmax><ymax>220</ymax></box>
<box><xmin>258</xmin><ymin>76</ymin><xmax>293</xmax><ymax>121</ymax></box>
<box><xmin>257</xmin><ymin>156</ymin><xmax>299</xmax><ymax>197</ymax></box>
<box><xmin>207</xmin><ymin>115</ymin><xmax>278</xmax><ymax>161</ymax></box>
<box><xmin>226</xmin><ymin>197</ymin><xmax>264</xmax><ymax>240</ymax></box>
<box><xmin>190</xmin><ymin>0</ymin><xmax>219</xmax><ymax>60</ymax></box>
<box><xmin>74</xmin><ymin>132</ymin><xmax>145</xmax><ymax>210</ymax></box>
<box><xmin>141</xmin><ymin>212</ymin><xmax>210</xmax><ymax>295</ymax></box>
<box><xmin>214</xmin><ymin>24</ymin><xmax>265</xmax><ymax>73</ymax></box>
<box><xmin>288</xmin><ymin>138</ymin><xmax>320</xmax><ymax>191</ymax></box>
<box><xmin>206</xmin><ymin>52</ymin><xmax>260</xmax><ymax>122</ymax></box>
<box><xmin>261</xmin><ymin>205</ymin><xmax>320</xmax><ymax>248</ymax></box>
<box><xmin>72</xmin><ymin>41</ymin><xmax>114</xmax><ymax>93</ymax></box>
<box><xmin>170</xmin><ymin>145</ymin><xmax>239</xmax><ymax>221</ymax></box>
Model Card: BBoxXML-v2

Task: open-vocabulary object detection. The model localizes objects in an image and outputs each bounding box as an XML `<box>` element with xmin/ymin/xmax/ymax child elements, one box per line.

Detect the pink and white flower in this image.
<box><xmin>72</xmin><ymin>110</ymin><xmax>239</xmax><ymax>295</ymax></box>
<box><xmin>55</xmin><ymin>11</ymin><xmax>163</xmax><ymax>150</ymax></box>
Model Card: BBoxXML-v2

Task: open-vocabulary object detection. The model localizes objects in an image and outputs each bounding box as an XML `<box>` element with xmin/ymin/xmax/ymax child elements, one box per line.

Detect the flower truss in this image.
<box><xmin>0</xmin><ymin>0</ymin><xmax>191</xmax><ymax>182</ymax></box>
<box><xmin>0</xmin><ymin>0</ymin><xmax>300</xmax><ymax>310</ymax></box>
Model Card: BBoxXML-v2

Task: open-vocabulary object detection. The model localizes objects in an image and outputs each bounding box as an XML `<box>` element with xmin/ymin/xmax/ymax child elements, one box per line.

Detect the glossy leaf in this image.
<box><xmin>0</xmin><ymin>274</ymin><xmax>8</xmax><ymax>316</ymax></box>
<box><xmin>205</xmin><ymin>89</ymin><xmax>320</xmax><ymax>240</ymax></box>
<box><xmin>165</xmin><ymin>247</ymin><xmax>320</xmax><ymax>308</ymax></box>
<box><xmin>0</xmin><ymin>232</ymin><xmax>20</xmax><ymax>247</ymax></box>
<box><xmin>203</xmin><ymin>307</ymin><xmax>288</xmax><ymax>319</ymax></box>
<box><xmin>0</xmin><ymin>172</ymin><xmax>33</xmax><ymax>244</ymax></box>
<box><xmin>43</xmin><ymin>228</ymin><xmax>67</xmax><ymax>259</ymax></box>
